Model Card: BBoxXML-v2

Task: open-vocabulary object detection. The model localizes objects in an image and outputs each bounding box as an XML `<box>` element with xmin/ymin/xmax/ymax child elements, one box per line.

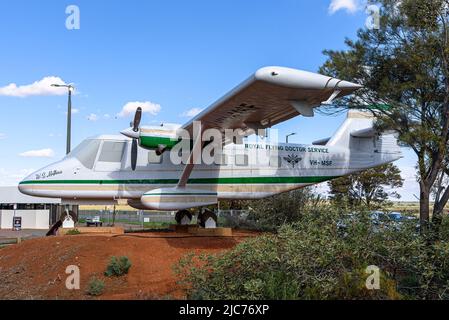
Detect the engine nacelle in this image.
<box><xmin>139</xmin><ymin>128</ymin><xmax>181</xmax><ymax>151</ymax></box>
<box><xmin>140</xmin><ymin>188</ymin><xmax>218</xmax><ymax>211</ymax></box>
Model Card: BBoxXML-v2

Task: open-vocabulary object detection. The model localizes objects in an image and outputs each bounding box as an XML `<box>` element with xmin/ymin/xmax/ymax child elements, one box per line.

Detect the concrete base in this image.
<box><xmin>169</xmin><ymin>224</ymin><xmax>232</xmax><ymax>237</ymax></box>
<box><xmin>59</xmin><ymin>227</ymin><xmax>124</xmax><ymax>235</ymax></box>
<box><xmin>169</xmin><ymin>224</ymin><xmax>190</xmax><ymax>233</ymax></box>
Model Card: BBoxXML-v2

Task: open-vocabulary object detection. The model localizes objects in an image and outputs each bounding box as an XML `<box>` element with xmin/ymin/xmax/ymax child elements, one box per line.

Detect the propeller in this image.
<box><xmin>131</xmin><ymin>107</ymin><xmax>142</xmax><ymax>170</ymax></box>
<box><xmin>133</xmin><ymin>107</ymin><xmax>142</xmax><ymax>133</ymax></box>
<box><xmin>131</xmin><ymin>139</ymin><xmax>138</xmax><ymax>171</ymax></box>
<box><xmin>120</xmin><ymin>107</ymin><xmax>142</xmax><ymax>171</ymax></box>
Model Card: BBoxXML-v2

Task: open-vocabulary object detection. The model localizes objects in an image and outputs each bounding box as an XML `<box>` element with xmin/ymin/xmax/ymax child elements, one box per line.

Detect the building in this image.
<box><xmin>0</xmin><ymin>186</ymin><xmax>63</xmax><ymax>230</ymax></box>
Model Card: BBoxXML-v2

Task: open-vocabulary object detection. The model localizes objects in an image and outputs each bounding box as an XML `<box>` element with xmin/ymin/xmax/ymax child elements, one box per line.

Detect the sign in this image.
<box><xmin>13</xmin><ymin>217</ymin><xmax>22</xmax><ymax>231</ymax></box>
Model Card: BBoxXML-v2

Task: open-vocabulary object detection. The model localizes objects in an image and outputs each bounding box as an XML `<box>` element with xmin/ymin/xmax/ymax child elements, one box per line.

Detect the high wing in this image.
<box><xmin>181</xmin><ymin>66</ymin><xmax>362</xmax><ymax>138</ymax></box>
<box><xmin>176</xmin><ymin>66</ymin><xmax>362</xmax><ymax>188</ymax></box>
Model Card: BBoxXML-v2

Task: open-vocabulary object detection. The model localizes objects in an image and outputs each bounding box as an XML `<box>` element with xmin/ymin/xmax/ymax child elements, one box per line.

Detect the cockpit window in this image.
<box><xmin>68</xmin><ymin>139</ymin><xmax>101</xmax><ymax>169</ymax></box>
<box><xmin>98</xmin><ymin>141</ymin><xmax>125</xmax><ymax>163</ymax></box>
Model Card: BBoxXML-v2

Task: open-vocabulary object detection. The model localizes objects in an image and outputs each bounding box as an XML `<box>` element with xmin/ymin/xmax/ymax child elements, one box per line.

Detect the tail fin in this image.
<box><xmin>326</xmin><ymin>110</ymin><xmax>374</xmax><ymax>148</ymax></box>
<box><xmin>326</xmin><ymin>110</ymin><xmax>402</xmax><ymax>164</ymax></box>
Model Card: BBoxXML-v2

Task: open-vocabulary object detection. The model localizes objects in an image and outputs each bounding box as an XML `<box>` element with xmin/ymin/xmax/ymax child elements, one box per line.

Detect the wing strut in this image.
<box><xmin>177</xmin><ymin>122</ymin><xmax>205</xmax><ymax>188</ymax></box>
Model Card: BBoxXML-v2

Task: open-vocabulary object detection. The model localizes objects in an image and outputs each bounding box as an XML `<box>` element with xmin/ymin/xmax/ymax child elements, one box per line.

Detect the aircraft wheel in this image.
<box><xmin>175</xmin><ymin>210</ymin><xmax>192</xmax><ymax>225</ymax></box>
<box><xmin>198</xmin><ymin>209</ymin><xmax>217</xmax><ymax>228</ymax></box>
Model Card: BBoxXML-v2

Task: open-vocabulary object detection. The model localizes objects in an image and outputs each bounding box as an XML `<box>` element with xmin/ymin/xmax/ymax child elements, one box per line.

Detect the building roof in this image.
<box><xmin>0</xmin><ymin>186</ymin><xmax>61</xmax><ymax>204</ymax></box>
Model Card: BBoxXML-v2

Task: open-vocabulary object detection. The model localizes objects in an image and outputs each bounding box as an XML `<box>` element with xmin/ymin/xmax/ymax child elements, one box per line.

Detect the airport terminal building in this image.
<box><xmin>0</xmin><ymin>186</ymin><xmax>63</xmax><ymax>230</ymax></box>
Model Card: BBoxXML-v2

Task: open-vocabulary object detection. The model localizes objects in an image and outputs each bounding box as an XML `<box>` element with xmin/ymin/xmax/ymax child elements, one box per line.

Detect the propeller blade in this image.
<box><xmin>131</xmin><ymin>139</ymin><xmax>138</xmax><ymax>171</ymax></box>
<box><xmin>133</xmin><ymin>107</ymin><xmax>142</xmax><ymax>132</ymax></box>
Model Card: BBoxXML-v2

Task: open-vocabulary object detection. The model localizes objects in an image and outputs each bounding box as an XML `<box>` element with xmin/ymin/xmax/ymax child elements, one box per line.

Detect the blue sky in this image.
<box><xmin>0</xmin><ymin>0</ymin><xmax>418</xmax><ymax>200</ymax></box>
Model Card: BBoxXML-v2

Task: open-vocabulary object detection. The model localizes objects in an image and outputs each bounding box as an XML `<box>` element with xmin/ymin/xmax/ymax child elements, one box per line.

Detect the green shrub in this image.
<box><xmin>87</xmin><ymin>277</ymin><xmax>105</xmax><ymax>296</ymax></box>
<box><xmin>175</xmin><ymin>209</ymin><xmax>449</xmax><ymax>300</ymax></box>
<box><xmin>66</xmin><ymin>229</ymin><xmax>81</xmax><ymax>235</ymax></box>
<box><xmin>247</xmin><ymin>188</ymin><xmax>325</xmax><ymax>231</ymax></box>
<box><xmin>105</xmin><ymin>256</ymin><xmax>132</xmax><ymax>277</ymax></box>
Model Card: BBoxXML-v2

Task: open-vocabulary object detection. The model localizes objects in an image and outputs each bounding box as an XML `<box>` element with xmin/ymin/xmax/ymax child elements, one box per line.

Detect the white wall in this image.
<box><xmin>0</xmin><ymin>210</ymin><xmax>49</xmax><ymax>229</ymax></box>
<box><xmin>0</xmin><ymin>210</ymin><xmax>12</xmax><ymax>229</ymax></box>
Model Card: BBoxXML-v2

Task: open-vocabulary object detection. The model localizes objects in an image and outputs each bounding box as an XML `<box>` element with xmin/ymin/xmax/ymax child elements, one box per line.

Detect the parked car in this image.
<box><xmin>86</xmin><ymin>216</ymin><xmax>103</xmax><ymax>227</ymax></box>
<box><xmin>337</xmin><ymin>211</ymin><xmax>419</xmax><ymax>235</ymax></box>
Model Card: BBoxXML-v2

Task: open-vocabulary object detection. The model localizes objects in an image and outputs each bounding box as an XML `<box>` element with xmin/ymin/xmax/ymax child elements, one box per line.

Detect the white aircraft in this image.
<box><xmin>18</xmin><ymin>66</ymin><xmax>402</xmax><ymax>226</ymax></box>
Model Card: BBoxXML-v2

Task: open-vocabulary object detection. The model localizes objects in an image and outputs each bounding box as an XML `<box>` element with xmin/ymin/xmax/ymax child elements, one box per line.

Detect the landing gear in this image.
<box><xmin>46</xmin><ymin>210</ymin><xmax>78</xmax><ymax>237</ymax></box>
<box><xmin>60</xmin><ymin>210</ymin><xmax>78</xmax><ymax>223</ymax></box>
<box><xmin>197</xmin><ymin>209</ymin><xmax>218</xmax><ymax>229</ymax></box>
<box><xmin>175</xmin><ymin>210</ymin><xmax>193</xmax><ymax>225</ymax></box>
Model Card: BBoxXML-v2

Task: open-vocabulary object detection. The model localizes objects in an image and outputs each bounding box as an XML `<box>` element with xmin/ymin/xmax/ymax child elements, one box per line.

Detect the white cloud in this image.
<box><xmin>181</xmin><ymin>107</ymin><xmax>203</xmax><ymax>118</ymax></box>
<box><xmin>0</xmin><ymin>168</ymin><xmax>35</xmax><ymax>186</ymax></box>
<box><xmin>0</xmin><ymin>76</ymin><xmax>70</xmax><ymax>97</ymax></box>
<box><xmin>87</xmin><ymin>113</ymin><xmax>98</xmax><ymax>121</ymax></box>
<box><xmin>65</xmin><ymin>108</ymin><xmax>79</xmax><ymax>115</ymax></box>
<box><xmin>396</xmin><ymin>165</ymin><xmax>420</xmax><ymax>201</ymax></box>
<box><xmin>0</xmin><ymin>133</ymin><xmax>5</xmax><ymax>140</ymax></box>
<box><xmin>103</xmin><ymin>114</ymin><xmax>111</xmax><ymax>119</ymax></box>
<box><xmin>329</xmin><ymin>0</ymin><xmax>360</xmax><ymax>14</ymax></box>
<box><xmin>19</xmin><ymin>148</ymin><xmax>55</xmax><ymax>158</ymax></box>
<box><xmin>117</xmin><ymin>101</ymin><xmax>161</xmax><ymax>118</ymax></box>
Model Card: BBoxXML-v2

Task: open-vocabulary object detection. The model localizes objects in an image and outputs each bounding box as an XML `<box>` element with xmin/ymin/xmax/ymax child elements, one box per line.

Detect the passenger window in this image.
<box><xmin>235</xmin><ymin>154</ymin><xmax>248</xmax><ymax>166</ymax></box>
<box><xmin>269</xmin><ymin>155</ymin><xmax>282</xmax><ymax>168</ymax></box>
<box><xmin>98</xmin><ymin>141</ymin><xmax>125</xmax><ymax>163</ymax></box>
<box><xmin>148</xmin><ymin>150</ymin><xmax>162</xmax><ymax>164</ymax></box>
<box><xmin>214</xmin><ymin>153</ymin><xmax>228</xmax><ymax>165</ymax></box>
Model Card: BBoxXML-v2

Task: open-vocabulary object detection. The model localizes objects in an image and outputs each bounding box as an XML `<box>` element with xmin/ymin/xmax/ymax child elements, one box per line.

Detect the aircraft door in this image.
<box><xmin>231</xmin><ymin>147</ymin><xmax>253</xmax><ymax>195</ymax></box>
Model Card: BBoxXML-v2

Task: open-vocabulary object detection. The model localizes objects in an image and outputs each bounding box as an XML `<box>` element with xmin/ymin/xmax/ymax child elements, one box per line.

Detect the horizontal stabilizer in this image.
<box><xmin>312</xmin><ymin>137</ymin><xmax>331</xmax><ymax>146</ymax></box>
<box><xmin>350</xmin><ymin>128</ymin><xmax>376</xmax><ymax>138</ymax></box>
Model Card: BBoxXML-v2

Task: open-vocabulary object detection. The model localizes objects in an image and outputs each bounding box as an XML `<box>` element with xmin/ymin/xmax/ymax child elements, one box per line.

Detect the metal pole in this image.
<box><xmin>286</xmin><ymin>133</ymin><xmax>296</xmax><ymax>144</ymax></box>
<box><xmin>66</xmin><ymin>88</ymin><xmax>72</xmax><ymax>155</ymax></box>
<box><xmin>12</xmin><ymin>203</ymin><xmax>17</xmax><ymax>231</ymax></box>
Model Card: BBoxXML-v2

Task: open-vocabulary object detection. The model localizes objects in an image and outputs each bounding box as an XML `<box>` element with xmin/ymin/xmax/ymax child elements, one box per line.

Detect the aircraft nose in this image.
<box><xmin>18</xmin><ymin>182</ymin><xmax>27</xmax><ymax>195</ymax></box>
<box><xmin>18</xmin><ymin>172</ymin><xmax>35</xmax><ymax>196</ymax></box>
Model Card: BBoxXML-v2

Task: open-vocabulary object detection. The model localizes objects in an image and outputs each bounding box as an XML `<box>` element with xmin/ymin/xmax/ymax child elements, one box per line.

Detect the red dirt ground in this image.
<box><xmin>0</xmin><ymin>231</ymin><xmax>258</xmax><ymax>300</ymax></box>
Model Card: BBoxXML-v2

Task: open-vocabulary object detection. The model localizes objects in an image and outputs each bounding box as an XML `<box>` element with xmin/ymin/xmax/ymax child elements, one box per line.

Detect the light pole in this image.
<box><xmin>51</xmin><ymin>84</ymin><xmax>75</xmax><ymax>155</ymax></box>
<box><xmin>286</xmin><ymin>132</ymin><xmax>297</xmax><ymax>144</ymax></box>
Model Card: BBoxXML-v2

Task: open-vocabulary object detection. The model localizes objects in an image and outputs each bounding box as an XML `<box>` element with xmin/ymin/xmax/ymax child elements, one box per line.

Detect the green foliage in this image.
<box><xmin>175</xmin><ymin>208</ymin><xmax>449</xmax><ymax>300</ymax></box>
<box><xmin>65</xmin><ymin>229</ymin><xmax>81</xmax><ymax>235</ymax></box>
<box><xmin>328</xmin><ymin>163</ymin><xmax>404</xmax><ymax>210</ymax></box>
<box><xmin>246</xmin><ymin>187</ymin><xmax>325</xmax><ymax>231</ymax></box>
<box><xmin>105</xmin><ymin>256</ymin><xmax>132</xmax><ymax>277</ymax></box>
<box><xmin>319</xmin><ymin>0</ymin><xmax>449</xmax><ymax>225</ymax></box>
<box><xmin>87</xmin><ymin>277</ymin><xmax>105</xmax><ymax>296</ymax></box>
<box><xmin>218</xmin><ymin>188</ymin><xmax>324</xmax><ymax>231</ymax></box>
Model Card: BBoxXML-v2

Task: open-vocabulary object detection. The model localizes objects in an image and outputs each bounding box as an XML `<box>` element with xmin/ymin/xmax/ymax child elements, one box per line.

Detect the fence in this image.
<box><xmin>217</xmin><ymin>210</ymin><xmax>259</xmax><ymax>229</ymax></box>
<box><xmin>78</xmin><ymin>210</ymin><xmax>177</xmax><ymax>230</ymax></box>
<box><xmin>78</xmin><ymin>209</ymin><xmax>256</xmax><ymax>230</ymax></box>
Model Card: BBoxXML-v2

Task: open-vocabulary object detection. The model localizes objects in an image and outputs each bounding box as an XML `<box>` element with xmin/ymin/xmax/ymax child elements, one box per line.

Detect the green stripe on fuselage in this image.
<box><xmin>19</xmin><ymin>176</ymin><xmax>337</xmax><ymax>185</ymax></box>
